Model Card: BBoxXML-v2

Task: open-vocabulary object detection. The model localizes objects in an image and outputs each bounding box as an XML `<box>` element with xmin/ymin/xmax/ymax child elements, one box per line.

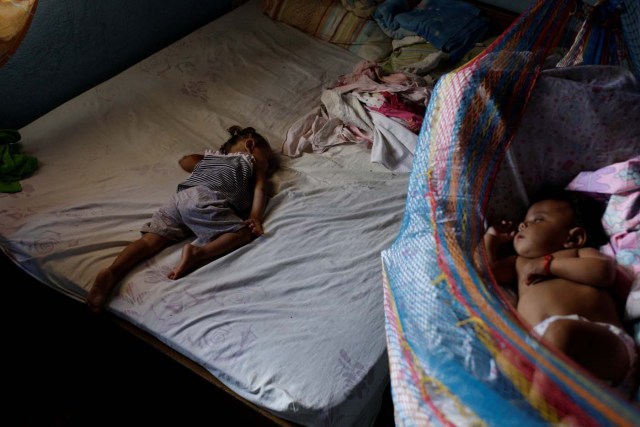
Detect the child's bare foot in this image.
<box><xmin>86</xmin><ymin>268</ymin><xmax>117</xmax><ymax>314</ymax></box>
<box><xmin>168</xmin><ymin>244</ymin><xmax>204</xmax><ymax>280</ymax></box>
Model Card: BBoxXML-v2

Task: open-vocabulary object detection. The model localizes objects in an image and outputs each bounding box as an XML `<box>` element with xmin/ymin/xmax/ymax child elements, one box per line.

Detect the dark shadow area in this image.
<box><xmin>3</xmin><ymin>252</ymin><xmax>395</xmax><ymax>426</ymax></box>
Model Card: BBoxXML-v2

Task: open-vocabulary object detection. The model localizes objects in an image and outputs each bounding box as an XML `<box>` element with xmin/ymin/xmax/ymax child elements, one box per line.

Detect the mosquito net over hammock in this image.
<box><xmin>382</xmin><ymin>0</ymin><xmax>640</xmax><ymax>425</ymax></box>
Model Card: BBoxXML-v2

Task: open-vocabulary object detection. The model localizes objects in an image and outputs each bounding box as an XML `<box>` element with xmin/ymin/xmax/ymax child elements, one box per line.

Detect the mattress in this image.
<box><xmin>0</xmin><ymin>1</ymin><xmax>410</xmax><ymax>425</ymax></box>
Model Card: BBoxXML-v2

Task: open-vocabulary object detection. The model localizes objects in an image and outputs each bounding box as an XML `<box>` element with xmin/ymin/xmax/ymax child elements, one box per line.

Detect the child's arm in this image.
<box><xmin>179</xmin><ymin>154</ymin><xmax>204</xmax><ymax>173</ymax></box>
<box><xmin>524</xmin><ymin>247</ymin><xmax>616</xmax><ymax>287</ymax></box>
<box><xmin>484</xmin><ymin>221</ymin><xmax>517</xmax><ymax>286</ymax></box>
<box><xmin>245</xmin><ymin>163</ymin><xmax>268</xmax><ymax>236</ymax></box>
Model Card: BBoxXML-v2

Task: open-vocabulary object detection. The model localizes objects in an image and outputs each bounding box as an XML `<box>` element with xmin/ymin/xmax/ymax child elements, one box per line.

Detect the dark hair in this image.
<box><xmin>220</xmin><ymin>126</ymin><xmax>278</xmax><ymax>176</ymax></box>
<box><xmin>220</xmin><ymin>126</ymin><xmax>269</xmax><ymax>154</ymax></box>
<box><xmin>529</xmin><ymin>186</ymin><xmax>608</xmax><ymax>248</ymax></box>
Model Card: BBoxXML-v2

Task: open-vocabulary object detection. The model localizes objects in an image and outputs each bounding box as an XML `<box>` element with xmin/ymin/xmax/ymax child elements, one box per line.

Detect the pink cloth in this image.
<box><xmin>566</xmin><ymin>156</ymin><xmax>640</xmax><ymax>320</ymax></box>
<box><xmin>282</xmin><ymin>60</ymin><xmax>432</xmax><ymax>172</ymax></box>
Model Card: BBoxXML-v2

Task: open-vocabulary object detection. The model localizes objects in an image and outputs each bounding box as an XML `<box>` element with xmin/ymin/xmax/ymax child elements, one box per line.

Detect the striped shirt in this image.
<box><xmin>177</xmin><ymin>150</ymin><xmax>255</xmax><ymax>214</ymax></box>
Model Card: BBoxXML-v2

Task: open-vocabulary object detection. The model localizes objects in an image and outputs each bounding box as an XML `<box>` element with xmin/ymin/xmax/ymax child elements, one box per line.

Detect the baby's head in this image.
<box><xmin>221</xmin><ymin>126</ymin><xmax>278</xmax><ymax>176</ymax></box>
<box><xmin>513</xmin><ymin>188</ymin><xmax>607</xmax><ymax>258</ymax></box>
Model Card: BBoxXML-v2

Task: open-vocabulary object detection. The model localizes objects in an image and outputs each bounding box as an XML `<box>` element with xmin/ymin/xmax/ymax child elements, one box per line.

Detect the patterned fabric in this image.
<box><xmin>487</xmin><ymin>64</ymin><xmax>640</xmax><ymax>223</ymax></box>
<box><xmin>177</xmin><ymin>151</ymin><xmax>254</xmax><ymax>215</ymax></box>
<box><xmin>381</xmin><ymin>0</ymin><xmax>640</xmax><ymax>425</ymax></box>
<box><xmin>262</xmin><ymin>0</ymin><xmax>392</xmax><ymax>61</ymax></box>
<box><xmin>341</xmin><ymin>0</ymin><xmax>383</xmax><ymax>18</ymax></box>
<box><xmin>567</xmin><ymin>157</ymin><xmax>640</xmax><ymax>321</ymax></box>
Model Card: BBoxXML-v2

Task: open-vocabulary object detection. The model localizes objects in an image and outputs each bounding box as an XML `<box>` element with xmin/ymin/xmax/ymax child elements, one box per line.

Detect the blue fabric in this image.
<box><xmin>374</xmin><ymin>0</ymin><xmax>490</xmax><ymax>62</ymax></box>
<box><xmin>373</xmin><ymin>0</ymin><xmax>418</xmax><ymax>39</ymax></box>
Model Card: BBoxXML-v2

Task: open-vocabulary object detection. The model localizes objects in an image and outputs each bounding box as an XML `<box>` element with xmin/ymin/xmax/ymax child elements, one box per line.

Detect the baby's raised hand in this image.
<box><xmin>485</xmin><ymin>220</ymin><xmax>515</xmax><ymax>244</ymax></box>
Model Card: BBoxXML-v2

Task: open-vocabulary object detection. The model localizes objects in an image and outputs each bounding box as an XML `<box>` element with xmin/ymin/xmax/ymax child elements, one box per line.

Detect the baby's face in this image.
<box><xmin>513</xmin><ymin>199</ymin><xmax>575</xmax><ymax>258</ymax></box>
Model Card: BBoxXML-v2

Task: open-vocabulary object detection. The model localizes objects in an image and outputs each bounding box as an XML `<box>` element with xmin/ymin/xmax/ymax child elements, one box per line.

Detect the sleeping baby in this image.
<box><xmin>483</xmin><ymin>188</ymin><xmax>638</xmax><ymax>398</ymax></box>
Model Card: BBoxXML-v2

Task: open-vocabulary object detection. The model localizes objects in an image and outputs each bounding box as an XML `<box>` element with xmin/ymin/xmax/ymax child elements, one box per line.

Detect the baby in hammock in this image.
<box><xmin>484</xmin><ymin>188</ymin><xmax>638</xmax><ymax>395</ymax></box>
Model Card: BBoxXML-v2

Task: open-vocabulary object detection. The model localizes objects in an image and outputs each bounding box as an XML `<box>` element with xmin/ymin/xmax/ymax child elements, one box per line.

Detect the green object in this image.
<box><xmin>0</xmin><ymin>130</ymin><xmax>39</xmax><ymax>193</ymax></box>
<box><xmin>0</xmin><ymin>129</ymin><xmax>21</xmax><ymax>145</ymax></box>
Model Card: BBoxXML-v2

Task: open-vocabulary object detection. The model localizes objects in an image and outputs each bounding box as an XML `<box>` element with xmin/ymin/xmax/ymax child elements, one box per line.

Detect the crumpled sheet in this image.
<box><xmin>282</xmin><ymin>60</ymin><xmax>432</xmax><ymax>172</ymax></box>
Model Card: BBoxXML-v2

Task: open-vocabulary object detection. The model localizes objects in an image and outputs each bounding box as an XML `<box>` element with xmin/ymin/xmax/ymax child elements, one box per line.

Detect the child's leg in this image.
<box><xmin>538</xmin><ymin>318</ymin><xmax>632</xmax><ymax>387</ymax></box>
<box><xmin>526</xmin><ymin>319</ymin><xmax>634</xmax><ymax>423</ymax></box>
<box><xmin>168</xmin><ymin>227</ymin><xmax>253</xmax><ymax>280</ymax></box>
<box><xmin>87</xmin><ymin>232</ymin><xmax>172</xmax><ymax>313</ymax></box>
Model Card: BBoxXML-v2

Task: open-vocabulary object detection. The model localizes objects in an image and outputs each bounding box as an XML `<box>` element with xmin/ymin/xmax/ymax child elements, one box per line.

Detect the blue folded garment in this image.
<box><xmin>374</xmin><ymin>0</ymin><xmax>490</xmax><ymax>63</ymax></box>
<box><xmin>373</xmin><ymin>0</ymin><xmax>419</xmax><ymax>39</ymax></box>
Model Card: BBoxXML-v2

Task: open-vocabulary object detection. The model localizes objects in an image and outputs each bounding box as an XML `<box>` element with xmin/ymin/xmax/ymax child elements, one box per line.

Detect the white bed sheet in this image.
<box><xmin>0</xmin><ymin>1</ymin><xmax>409</xmax><ymax>425</ymax></box>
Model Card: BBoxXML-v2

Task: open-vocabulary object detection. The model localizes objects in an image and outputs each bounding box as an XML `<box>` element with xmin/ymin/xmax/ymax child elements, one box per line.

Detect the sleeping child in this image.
<box><xmin>483</xmin><ymin>188</ymin><xmax>638</xmax><ymax>397</ymax></box>
<box><xmin>87</xmin><ymin>125</ymin><xmax>277</xmax><ymax>314</ymax></box>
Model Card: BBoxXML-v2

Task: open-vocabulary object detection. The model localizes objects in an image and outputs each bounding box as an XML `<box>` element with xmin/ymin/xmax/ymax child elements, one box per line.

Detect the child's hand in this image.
<box><xmin>523</xmin><ymin>256</ymin><xmax>549</xmax><ymax>286</ymax></box>
<box><xmin>244</xmin><ymin>218</ymin><xmax>264</xmax><ymax>236</ymax></box>
<box><xmin>485</xmin><ymin>220</ymin><xmax>515</xmax><ymax>245</ymax></box>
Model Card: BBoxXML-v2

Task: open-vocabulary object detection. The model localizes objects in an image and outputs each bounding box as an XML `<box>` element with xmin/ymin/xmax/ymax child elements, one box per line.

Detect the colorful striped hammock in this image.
<box><xmin>381</xmin><ymin>0</ymin><xmax>640</xmax><ymax>425</ymax></box>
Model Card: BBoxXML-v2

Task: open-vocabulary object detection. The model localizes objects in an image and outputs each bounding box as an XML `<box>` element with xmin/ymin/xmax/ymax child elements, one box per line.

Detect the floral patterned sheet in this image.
<box><xmin>0</xmin><ymin>1</ymin><xmax>407</xmax><ymax>425</ymax></box>
<box><xmin>488</xmin><ymin>64</ymin><xmax>640</xmax><ymax>223</ymax></box>
<box><xmin>567</xmin><ymin>157</ymin><xmax>640</xmax><ymax>325</ymax></box>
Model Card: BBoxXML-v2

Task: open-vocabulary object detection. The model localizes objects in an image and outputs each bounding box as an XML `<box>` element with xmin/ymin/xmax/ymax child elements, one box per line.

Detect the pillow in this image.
<box><xmin>263</xmin><ymin>0</ymin><xmax>393</xmax><ymax>61</ymax></box>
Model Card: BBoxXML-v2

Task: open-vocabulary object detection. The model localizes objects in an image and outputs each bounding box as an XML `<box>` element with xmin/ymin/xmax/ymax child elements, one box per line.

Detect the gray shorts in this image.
<box><xmin>141</xmin><ymin>185</ymin><xmax>245</xmax><ymax>244</ymax></box>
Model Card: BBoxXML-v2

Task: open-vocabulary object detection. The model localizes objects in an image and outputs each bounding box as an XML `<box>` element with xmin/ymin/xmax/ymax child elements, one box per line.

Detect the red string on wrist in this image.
<box><xmin>544</xmin><ymin>254</ymin><xmax>553</xmax><ymax>275</ymax></box>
